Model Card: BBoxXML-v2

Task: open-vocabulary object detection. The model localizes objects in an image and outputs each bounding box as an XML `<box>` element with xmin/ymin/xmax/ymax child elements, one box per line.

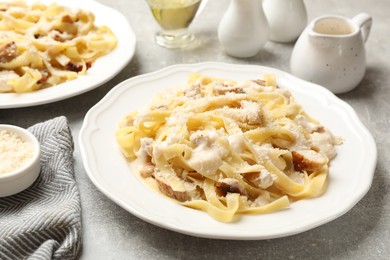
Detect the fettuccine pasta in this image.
<box><xmin>116</xmin><ymin>73</ymin><xmax>342</xmax><ymax>222</ymax></box>
<box><xmin>0</xmin><ymin>1</ymin><xmax>117</xmax><ymax>93</ymax></box>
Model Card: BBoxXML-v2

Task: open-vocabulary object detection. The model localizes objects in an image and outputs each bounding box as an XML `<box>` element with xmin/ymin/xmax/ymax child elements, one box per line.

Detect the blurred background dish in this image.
<box><xmin>0</xmin><ymin>0</ymin><xmax>136</xmax><ymax>108</ymax></box>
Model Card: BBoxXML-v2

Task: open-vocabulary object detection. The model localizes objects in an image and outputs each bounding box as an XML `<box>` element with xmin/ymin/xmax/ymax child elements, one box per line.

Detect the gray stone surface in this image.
<box><xmin>1</xmin><ymin>0</ymin><xmax>389</xmax><ymax>259</ymax></box>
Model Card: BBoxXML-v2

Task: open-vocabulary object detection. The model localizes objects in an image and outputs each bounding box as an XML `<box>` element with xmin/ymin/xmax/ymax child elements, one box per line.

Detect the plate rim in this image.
<box><xmin>79</xmin><ymin>62</ymin><xmax>377</xmax><ymax>240</ymax></box>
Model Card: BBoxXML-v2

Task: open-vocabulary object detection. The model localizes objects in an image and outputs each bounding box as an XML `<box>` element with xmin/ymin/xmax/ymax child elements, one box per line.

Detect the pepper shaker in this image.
<box><xmin>218</xmin><ymin>0</ymin><xmax>269</xmax><ymax>58</ymax></box>
<box><xmin>263</xmin><ymin>0</ymin><xmax>307</xmax><ymax>43</ymax></box>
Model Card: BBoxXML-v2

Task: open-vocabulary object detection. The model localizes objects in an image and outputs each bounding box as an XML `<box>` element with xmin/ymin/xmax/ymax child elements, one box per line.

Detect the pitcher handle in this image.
<box><xmin>352</xmin><ymin>13</ymin><xmax>372</xmax><ymax>42</ymax></box>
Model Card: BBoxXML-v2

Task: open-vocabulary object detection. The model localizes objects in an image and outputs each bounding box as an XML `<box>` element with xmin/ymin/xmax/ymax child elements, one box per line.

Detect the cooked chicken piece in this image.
<box><xmin>48</xmin><ymin>30</ymin><xmax>73</xmax><ymax>42</ymax></box>
<box><xmin>0</xmin><ymin>41</ymin><xmax>17</xmax><ymax>63</ymax></box>
<box><xmin>140</xmin><ymin>137</ymin><xmax>154</xmax><ymax>157</ymax></box>
<box><xmin>151</xmin><ymin>105</ymin><xmax>168</xmax><ymax>110</ymax></box>
<box><xmin>310</xmin><ymin>129</ymin><xmax>341</xmax><ymax>160</ymax></box>
<box><xmin>184</xmin><ymin>83</ymin><xmax>201</xmax><ymax>99</ymax></box>
<box><xmin>37</xmin><ymin>69</ymin><xmax>50</xmax><ymax>84</ymax></box>
<box><xmin>185</xmin><ymin>171</ymin><xmax>204</xmax><ymax>180</ymax></box>
<box><xmin>54</xmin><ymin>14</ymin><xmax>77</xmax><ymax>35</ymax></box>
<box><xmin>65</xmin><ymin>62</ymin><xmax>84</xmax><ymax>72</ymax></box>
<box><xmin>155</xmin><ymin>173</ymin><xmax>199</xmax><ymax>202</ymax></box>
<box><xmin>292</xmin><ymin>149</ymin><xmax>328</xmax><ymax>172</ymax></box>
<box><xmin>294</xmin><ymin>114</ymin><xmax>323</xmax><ymax>133</ymax></box>
<box><xmin>190</xmin><ymin>129</ymin><xmax>216</xmax><ymax>146</ymax></box>
<box><xmin>61</xmin><ymin>14</ymin><xmax>74</xmax><ymax>23</ymax></box>
<box><xmin>213</xmin><ymin>84</ymin><xmax>244</xmax><ymax>95</ymax></box>
<box><xmin>215</xmin><ymin>178</ymin><xmax>247</xmax><ymax>197</ymax></box>
<box><xmin>252</xmin><ymin>79</ymin><xmax>266</xmax><ymax>86</ymax></box>
<box><xmin>243</xmin><ymin>169</ymin><xmax>274</xmax><ymax>189</ymax></box>
<box><xmin>139</xmin><ymin>162</ymin><xmax>155</xmax><ymax>178</ymax></box>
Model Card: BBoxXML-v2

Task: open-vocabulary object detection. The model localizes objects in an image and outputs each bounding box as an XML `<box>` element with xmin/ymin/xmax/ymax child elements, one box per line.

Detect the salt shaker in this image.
<box><xmin>218</xmin><ymin>0</ymin><xmax>269</xmax><ymax>58</ymax></box>
<box><xmin>263</xmin><ymin>0</ymin><xmax>307</xmax><ymax>43</ymax></box>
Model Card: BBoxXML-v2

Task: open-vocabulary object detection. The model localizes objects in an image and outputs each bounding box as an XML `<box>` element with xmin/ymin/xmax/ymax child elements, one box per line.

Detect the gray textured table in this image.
<box><xmin>1</xmin><ymin>0</ymin><xmax>389</xmax><ymax>259</ymax></box>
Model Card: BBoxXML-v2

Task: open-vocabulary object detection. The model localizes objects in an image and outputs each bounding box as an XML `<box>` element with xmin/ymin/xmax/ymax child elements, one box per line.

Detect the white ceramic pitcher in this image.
<box><xmin>290</xmin><ymin>13</ymin><xmax>372</xmax><ymax>94</ymax></box>
<box><xmin>218</xmin><ymin>0</ymin><xmax>269</xmax><ymax>58</ymax></box>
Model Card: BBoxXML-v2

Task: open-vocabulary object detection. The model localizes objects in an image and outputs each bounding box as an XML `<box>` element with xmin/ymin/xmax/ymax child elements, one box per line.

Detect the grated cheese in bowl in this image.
<box><xmin>0</xmin><ymin>125</ymin><xmax>41</xmax><ymax>197</ymax></box>
<box><xmin>0</xmin><ymin>129</ymin><xmax>34</xmax><ymax>175</ymax></box>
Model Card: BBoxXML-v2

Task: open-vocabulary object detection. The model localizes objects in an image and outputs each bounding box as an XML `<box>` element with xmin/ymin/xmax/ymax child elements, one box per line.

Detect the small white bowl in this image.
<box><xmin>0</xmin><ymin>125</ymin><xmax>41</xmax><ymax>197</ymax></box>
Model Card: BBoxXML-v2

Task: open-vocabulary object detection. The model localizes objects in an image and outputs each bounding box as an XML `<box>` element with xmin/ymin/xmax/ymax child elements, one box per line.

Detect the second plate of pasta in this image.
<box><xmin>0</xmin><ymin>0</ymin><xmax>136</xmax><ymax>108</ymax></box>
<box><xmin>79</xmin><ymin>62</ymin><xmax>376</xmax><ymax>239</ymax></box>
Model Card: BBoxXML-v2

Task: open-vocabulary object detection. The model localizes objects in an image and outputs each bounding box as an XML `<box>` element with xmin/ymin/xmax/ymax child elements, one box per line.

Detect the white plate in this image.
<box><xmin>0</xmin><ymin>0</ymin><xmax>136</xmax><ymax>108</ymax></box>
<box><xmin>79</xmin><ymin>62</ymin><xmax>377</xmax><ymax>240</ymax></box>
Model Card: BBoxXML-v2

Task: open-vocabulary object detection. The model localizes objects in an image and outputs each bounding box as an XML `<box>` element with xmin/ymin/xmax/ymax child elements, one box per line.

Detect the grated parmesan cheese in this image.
<box><xmin>0</xmin><ymin>129</ymin><xmax>34</xmax><ymax>175</ymax></box>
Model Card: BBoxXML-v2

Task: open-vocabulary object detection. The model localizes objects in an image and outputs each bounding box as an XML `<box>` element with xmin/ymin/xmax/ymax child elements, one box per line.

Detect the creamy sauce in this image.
<box><xmin>187</xmin><ymin>129</ymin><xmax>229</xmax><ymax>175</ymax></box>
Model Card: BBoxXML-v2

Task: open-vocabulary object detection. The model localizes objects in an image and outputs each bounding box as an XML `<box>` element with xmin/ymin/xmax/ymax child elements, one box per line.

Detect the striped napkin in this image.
<box><xmin>0</xmin><ymin>116</ymin><xmax>81</xmax><ymax>260</ymax></box>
